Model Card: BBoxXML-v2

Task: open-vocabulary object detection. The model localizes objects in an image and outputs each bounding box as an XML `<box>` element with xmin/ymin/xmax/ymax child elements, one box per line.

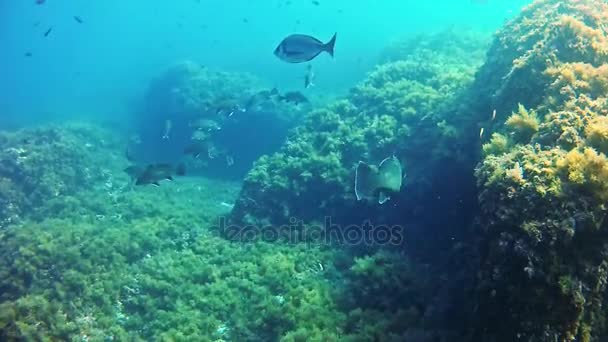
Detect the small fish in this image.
<box><xmin>479</xmin><ymin>127</ymin><xmax>485</xmax><ymax>139</ymax></box>
<box><xmin>184</xmin><ymin>142</ymin><xmax>207</xmax><ymax>158</ymax></box>
<box><xmin>220</xmin><ymin>202</ymin><xmax>234</xmax><ymax>209</ymax></box>
<box><xmin>242</xmin><ymin>18</ymin><xmax>249</xmax><ymax>24</ymax></box>
<box><xmin>355</xmin><ymin>156</ymin><xmax>404</xmax><ymax>204</ymax></box>
<box><xmin>162</xmin><ymin>119</ymin><xmax>172</xmax><ymax>140</ymax></box>
<box><xmin>244</xmin><ymin>88</ymin><xmax>280</xmax><ymax>110</ymax></box>
<box><xmin>226</xmin><ymin>155</ymin><xmax>234</xmax><ymax>167</ymax></box>
<box><xmin>44</xmin><ymin>27</ymin><xmax>52</xmax><ymax>37</ymax></box>
<box><xmin>208</xmin><ymin>145</ymin><xmax>218</xmax><ymax>159</ymax></box>
<box><xmin>279</xmin><ymin>91</ymin><xmax>309</xmax><ymax>105</ymax></box>
<box><xmin>24</xmin><ymin>52</ymin><xmax>33</xmax><ymax>57</ymax></box>
<box><xmin>491</xmin><ymin>109</ymin><xmax>496</xmax><ymax>121</ymax></box>
<box><xmin>304</xmin><ymin>64</ymin><xmax>315</xmax><ymax>89</ymax></box>
<box><xmin>191</xmin><ymin>118</ymin><xmax>221</xmax><ymax>132</ymax></box>
<box><xmin>124</xmin><ymin>165</ymin><xmax>145</xmax><ymax>180</ymax></box>
<box><xmin>312</xmin><ymin>0</ymin><xmax>320</xmax><ymax>5</ymax></box>
<box><xmin>130</xmin><ymin>163</ymin><xmax>184</xmax><ymax>186</ymax></box>
<box><xmin>274</xmin><ymin>33</ymin><xmax>337</xmax><ymax>63</ymax></box>
<box><xmin>215</xmin><ymin>99</ymin><xmax>244</xmax><ymax>117</ymax></box>
<box><xmin>35</xmin><ymin>0</ymin><xmax>45</xmax><ymax>4</ymax></box>
<box><xmin>74</xmin><ymin>16</ymin><xmax>83</xmax><ymax>24</ymax></box>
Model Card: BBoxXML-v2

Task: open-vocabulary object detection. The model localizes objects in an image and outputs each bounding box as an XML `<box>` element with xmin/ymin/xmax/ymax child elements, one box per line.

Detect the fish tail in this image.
<box><xmin>325</xmin><ymin>33</ymin><xmax>337</xmax><ymax>57</ymax></box>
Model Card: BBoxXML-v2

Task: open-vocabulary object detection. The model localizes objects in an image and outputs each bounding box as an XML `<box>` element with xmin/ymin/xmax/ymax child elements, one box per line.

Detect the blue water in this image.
<box><xmin>1</xmin><ymin>0</ymin><xmax>528</xmax><ymax>128</ymax></box>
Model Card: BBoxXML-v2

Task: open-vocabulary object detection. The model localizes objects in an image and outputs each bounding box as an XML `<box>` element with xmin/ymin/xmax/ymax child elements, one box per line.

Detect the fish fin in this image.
<box><xmin>324</xmin><ymin>32</ymin><xmax>337</xmax><ymax>57</ymax></box>
<box><xmin>152</xmin><ymin>182</ymin><xmax>160</xmax><ymax>187</ymax></box>
<box><xmin>354</xmin><ymin>161</ymin><xmax>376</xmax><ymax>201</ymax></box>
<box><xmin>377</xmin><ymin>156</ymin><xmax>403</xmax><ymax>192</ymax></box>
<box><xmin>378</xmin><ymin>191</ymin><xmax>391</xmax><ymax>205</ymax></box>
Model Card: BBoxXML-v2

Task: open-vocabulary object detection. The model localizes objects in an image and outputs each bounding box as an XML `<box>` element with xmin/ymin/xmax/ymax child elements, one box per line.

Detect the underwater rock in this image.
<box><xmin>471</xmin><ymin>0</ymin><xmax>608</xmax><ymax>340</ymax></box>
<box><xmin>230</xmin><ymin>29</ymin><xmax>488</xmax><ymax>244</ymax></box>
<box><xmin>0</xmin><ymin>123</ymin><xmax>123</xmax><ymax>227</ymax></box>
<box><xmin>137</xmin><ymin>61</ymin><xmax>306</xmax><ymax>178</ymax></box>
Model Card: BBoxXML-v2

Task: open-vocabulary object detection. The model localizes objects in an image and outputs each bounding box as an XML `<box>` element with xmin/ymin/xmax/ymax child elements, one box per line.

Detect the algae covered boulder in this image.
<box><xmin>472</xmin><ymin>0</ymin><xmax>608</xmax><ymax>340</ymax></box>
<box><xmin>0</xmin><ymin>123</ymin><xmax>123</xmax><ymax>227</ymax></box>
<box><xmin>136</xmin><ymin>61</ymin><xmax>305</xmax><ymax>177</ymax></box>
<box><xmin>229</xmin><ymin>29</ymin><xmax>489</xmax><ymax>238</ymax></box>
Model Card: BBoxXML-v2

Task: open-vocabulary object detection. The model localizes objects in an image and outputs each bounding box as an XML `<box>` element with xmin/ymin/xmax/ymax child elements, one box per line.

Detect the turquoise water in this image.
<box><xmin>14</xmin><ymin>1</ymin><xmax>607</xmax><ymax>341</ymax></box>
<box><xmin>1</xmin><ymin>0</ymin><xmax>527</xmax><ymax>126</ymax></box>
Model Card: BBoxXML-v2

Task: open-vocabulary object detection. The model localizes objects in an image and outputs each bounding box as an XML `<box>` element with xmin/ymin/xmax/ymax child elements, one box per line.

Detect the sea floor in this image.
<box><xmin>0</xmin><ymin>174</ymin><xmax>353</xmax><ymax>340</ymax></box>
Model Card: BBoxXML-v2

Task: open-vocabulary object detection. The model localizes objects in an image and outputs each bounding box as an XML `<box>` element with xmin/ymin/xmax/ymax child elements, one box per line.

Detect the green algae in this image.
<box><xmin>471</xmin><ymin>1</ymin><xmax>608</xmax><ymax>340</ymax></box>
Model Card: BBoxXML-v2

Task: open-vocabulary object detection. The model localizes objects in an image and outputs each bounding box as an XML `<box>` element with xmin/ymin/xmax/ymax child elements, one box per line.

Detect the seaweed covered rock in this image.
<box><xmin>230</xmin><ymin>29</ymin><xmax>490</xmax><ymax>230</ymax></box>
<box><xmin>0</xmin><ymin>123</ymin><xmax>122</xmax><ymax>228</ymax></box>
<box><xmin>0</xmin><ymin>176</ymin><xmax>346</xmax><ymax>341</ymax></box>
<box><xmin>136</xmin><ymin>61</ymin><xmax>306</xmax><ymax>177</ymax></box>
<box><xmin>472</xmin><ymin>1</ymin><xmax>608</xmax><ymax>340</ymax></box>
<box><xmin>144</xmin><ymin>61</ymin><xmax>263</xmax><ymax>119</ymax></box>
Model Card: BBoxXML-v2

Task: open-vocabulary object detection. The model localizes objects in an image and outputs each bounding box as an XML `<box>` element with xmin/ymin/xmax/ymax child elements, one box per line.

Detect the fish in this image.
<box><xmin>274</xmin><ymin>33</ymin><xmax>337</xmax><ymax>63</ymax></box>
<box><xmin>279</xmin><ymin>91</ymin><xmax>309</xmax><ymax>105</ymax></box>
<box><xmin>44</xmin><ymin>27</ymin><xmax>52</xmax><ymax>37</ymax></box>
<box><xmin>491</xmin><ymin>109</ymin><xmax>496</xmax><ymax>121</ymax></box>
<box><xmin>24</xmin><ymin>52</ymin><xmax>33</xmax><ymax>57</ymax></box>
<box><xmin>35</xmin><ymin>0</ymin><xmax>45</xmax><ymax>4</ymax></box>
<box><xmin>74</xmin><ymin>16</ymin><xmax>83</xmax><ymax>24</ymax></box>
<box><xmin>479</xmin><ymin>127</ymin><xmax>485</xmax><ymax>139</ymax></box>
<box><xmin>220</xmin><ymin>202</ymin><xmax>234</xmax><ymax>209</ymax></box>
<box><xmin>304</xmin><ymin>64</ymin><xmax>315</xmax><ymax>88</ymax></box>
<box><xmin>130</xmin><ymin>163</ymin><xmax>185</xmax><ymax>186</ymax></box>
<box><xmin>355</xmin><ymin>156</ymin><xmax>404</xmax><ymax>204</ymax></box>
<box><xmin>124</xmin><ymin>165</ymin><xmax>145</xmax><ymax>181</ymax></box>
<box><xmin>226</xmin><ymin>155</ymin><xmax>234</xmax><ymax>167</ymax></box>
<box><xmin>184</xmin><ymin>142</ymin><xmax>208</xmax><ymax>158</ymax></box>
<box><xmin>162</xmin><ymin>119</ymin><xmax>172</xmax><ymax>140</ymax></box>
<box><xmin>215</xmin><ymin>99</ymin><xmax>245</xmax><ymax>117</ymax></box>
<box><xmin>244</xmin><ymin>88</ymin><xmax>280</xmax><ymax>110</ymax></box>
<box><xmin>312</xmin><ymin>0</ymin><xmax>320</xmax><ymax>5</ymax></box>
<box><xmin>191</xmin><ymin>118</ymin><xmax>221</xmax><ymax>132</ymax></box>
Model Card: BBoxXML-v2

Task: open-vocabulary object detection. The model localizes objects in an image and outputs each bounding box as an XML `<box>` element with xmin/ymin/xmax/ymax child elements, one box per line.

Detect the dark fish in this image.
<box><xmin>184</xmin><ymin>142</ymin><xmax>207</xmax><ymax>158</ymax></box>
<box><xmin>44</xmin><ymin>27</ymin><xmax>52</xmax><ymax>37</ymax></box>
<box><xmin>312</xmin><ymin>0</ymin><xmax>320</xmax><ymax>5</ymax></box>
<box><xmin>24</xmin><ymin>52</ymin><xmax>33</xmax><ymax>57</ymax></box>
<box><xmin>355</xmin><ymin>156</ymin><xmax>404</xmax><ymax>204</ymax></box>
<box><xmin>244</xmin><ymin>88</ymin><xmax>281</xmax><ymax>110</ymax></box>
<box><xmin>124</xmin><ymin>165</ymin><xmax>144</xmax><ymax>180</ymax></box>
<box><xmin>274</xmin><ymin>33</ymin><xmax>336</xmax><ymax>63</ymax></box>
<box><xmin>134</xmin><ymin>163</ymin><xmax>182</xmax><ymax>186</ymax></box>
<box><xmin>280</xmin><ymin>91</ymin><xmax>309</xmax><ymax>105</ymax></box>
<box><xmin>35</xmin><ymin>0</ymin><xmax>45</xmax><ymax>4</ymax></box>
<box><xmin>191</xmin><ymin>118</ymin><xmax>221</xmax><ymax>132</ymax></box>
<box><xmin>215</xmin><ymin>99</ymin><xmax>245</xmax><ymax>117</ymax></box>
<box><xmin>74</xmin><ymin>16</ymin><xmax>83</xmax><ymax>24</ymax></box>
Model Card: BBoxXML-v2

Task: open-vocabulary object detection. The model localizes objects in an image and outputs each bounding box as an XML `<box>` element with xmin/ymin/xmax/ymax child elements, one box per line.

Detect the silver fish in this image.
<box><xmin>162</xmin><ymin>119</ymin><xmax>172</xmax><ymax>140</ymax></box>
<box><xmin>304</xmin><ymin>64</ymin><xmax>315</xmax><ymax>88</ymax></box>
<box><xmin>274</xmin><ymin>33</ymin><xmax>336</xmax><ymax>63</ymax></box>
